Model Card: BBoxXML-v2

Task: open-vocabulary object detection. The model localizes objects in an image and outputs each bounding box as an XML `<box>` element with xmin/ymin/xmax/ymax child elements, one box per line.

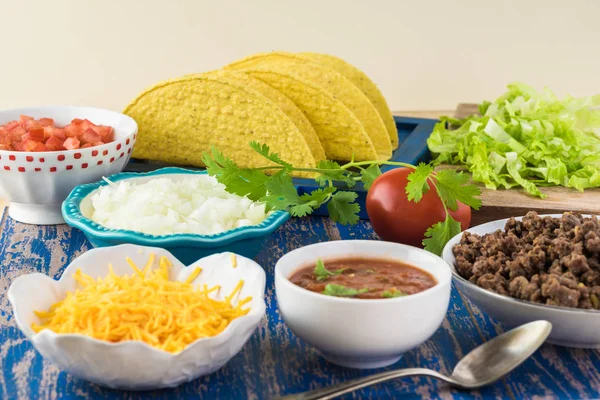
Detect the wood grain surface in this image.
<box><xmin>0</xmin><ymin>211</ymin><xmax>599</xmax><ymax>400</ymax></box>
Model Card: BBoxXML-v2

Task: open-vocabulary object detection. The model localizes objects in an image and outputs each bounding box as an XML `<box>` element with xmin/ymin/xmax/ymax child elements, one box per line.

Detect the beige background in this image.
<box><xmin>0</xmin><ymin>0</ymin><xmax>598</xmax><ymax>112</ymax></box>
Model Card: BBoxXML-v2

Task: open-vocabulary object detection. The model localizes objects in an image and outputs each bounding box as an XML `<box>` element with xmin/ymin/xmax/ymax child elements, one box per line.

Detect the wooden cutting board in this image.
<box><xmin>445</xmin><ymin>103</ymin><xmax>600</xmax><ymax>225</ymax></box>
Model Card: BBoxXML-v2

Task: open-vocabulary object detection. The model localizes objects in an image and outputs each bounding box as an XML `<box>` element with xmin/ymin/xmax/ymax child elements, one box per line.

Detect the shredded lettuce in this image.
<box><xmin>427</xmin><ymin>82</ymin><xmax>600</xmax><ymax>197</ymax></box>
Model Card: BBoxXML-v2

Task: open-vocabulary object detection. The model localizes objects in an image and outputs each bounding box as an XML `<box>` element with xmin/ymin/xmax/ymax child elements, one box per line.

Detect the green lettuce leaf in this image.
<box><xmin>426</xmin><ymin>82</ymin><xmax>600</xmax><ymax>197</ymax></box>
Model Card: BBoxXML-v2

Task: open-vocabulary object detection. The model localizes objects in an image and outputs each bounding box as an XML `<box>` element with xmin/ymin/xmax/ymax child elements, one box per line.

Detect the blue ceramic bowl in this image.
<box><xmin>61</xmin><ymin>167</ymin><xmax>290</xmax><ymax>264</ymax></box>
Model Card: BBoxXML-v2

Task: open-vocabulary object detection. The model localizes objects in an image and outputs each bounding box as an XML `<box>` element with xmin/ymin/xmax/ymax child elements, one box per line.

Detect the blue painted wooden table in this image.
<box><xmin>1</xmin><ymin>211</ymin><xmax>599</xmax><ymax>399</ymax></box>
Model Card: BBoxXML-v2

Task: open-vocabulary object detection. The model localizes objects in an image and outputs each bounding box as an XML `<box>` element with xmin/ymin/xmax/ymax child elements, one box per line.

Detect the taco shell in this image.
<box><xmin>123</xmin><ymin>70</ymin><xmax>320</xmax><ymax>174</ymax></box>
<box><xmin>299</xmin><ymin>52</ymin><xmax>398</xmax><ymax>149</ymax></box>
<box><xmin>230</xmin><ymin>67</ymin><xmax>379</xmax><ymax>161</ymax></box>
<box><xmin>200</xmin><ymin>70</ymin><xmax>326</xmax><ymax>162</ymax></box>
<box><xmin>224</xmin><ymin>52</ymin><xmax>392</xmax><ymax>160</ymax></box>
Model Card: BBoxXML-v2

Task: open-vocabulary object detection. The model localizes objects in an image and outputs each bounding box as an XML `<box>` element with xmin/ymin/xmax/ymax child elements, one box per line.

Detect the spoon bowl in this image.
<box><xmin>450</xmin><ymin>320</ymin><xmax>552</xmax><ymax>388</ymax></box>
<box><xmin>280</xmin><ymin>320</ymin><xmax>552</xmax><ymax>400</ymax></box>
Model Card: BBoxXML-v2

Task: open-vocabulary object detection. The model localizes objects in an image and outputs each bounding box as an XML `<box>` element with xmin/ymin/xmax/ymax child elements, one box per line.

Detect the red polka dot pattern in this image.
<box><xmin>0</xmin><ymin>134</ymin><xmax>134</xmax><ymax>172</ymax></box>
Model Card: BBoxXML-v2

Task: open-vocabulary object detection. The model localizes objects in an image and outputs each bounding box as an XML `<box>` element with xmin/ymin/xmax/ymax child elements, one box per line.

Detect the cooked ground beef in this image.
<box><xmin>453</xmin><ymin>211</ymin><xmax>600</xmax><ymax>310</ymax></box>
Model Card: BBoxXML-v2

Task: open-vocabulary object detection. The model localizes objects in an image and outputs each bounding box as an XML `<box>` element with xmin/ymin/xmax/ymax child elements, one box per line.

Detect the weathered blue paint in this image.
<box><xmin>0</xmin><ymin>212</ymin><xmax>598</xmax><ymax>400</ymax></box>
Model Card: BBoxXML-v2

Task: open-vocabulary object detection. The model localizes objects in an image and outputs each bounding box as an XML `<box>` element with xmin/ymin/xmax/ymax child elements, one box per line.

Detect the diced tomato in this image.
<box><xmin>0</xmin><ymin>116</ymin><xmax>114</xmax><ymax>152</ymax></box>
<box><xmin>39</xmin><ymin>118</ymin><xmax>54</xmax><ymax>127</ymax></box>
<box><xmin>10</xmin><ymin>126</ymin><xmax>26</xmax><ymax>141</ymax></box>
<box><xmin>80</xmin><ymin>119</ymin><xmax>94</xmax><ymax>132</ymax></box>
<box><xmin>32</xmin><ymin>142</ymin><xmax>48</xmax><ymax>152</ymax></box>
<box><xmin>96</xmin><ymin>126</ymin><xmax>114</xmax><ymax>141</ymax></box>
<box><xmin>45</xmin><ymin>135</ymin><xmax>65</xmax><ymax>151</ymax></box>
<box><xmin>44</xmin><ymin>126</ymin><xmax>66</xmax><ymax>140</ymax></box>
<box><xmin>22</xmin><ymin>139</ymin><xmax>42</xmax><ymax>152</ymax></box>
<box><xmin>19</xmin><ymin>115</ymin><xmax>34</xmax><ymax>126</ymax></box>
<box><xmin>63</xmin><ymin>137</ymin><xmax>81</xmax><ymax>150</ymax></box>
<box><xmin>25</xmin><ymin>120</ymin><xmax>43</xmax><ymax>131</ymax></box>
<box><xmin>81</xmin><ymin>129</ymin><xmax>101</xmax><ymax>144</ymax></box>
<box><xmin>64</xmin><ymin>124</ymin><xmax>81</xmax><ymax>138</ymax></box>
<box><xmin>4</xmin><ymin>121</ymin><xmax>19</xmax><ymax>132</ymax></box>
<box><xmin>25</xmin><ymin>128</ymin><xmax>45</xmax><ymax>142</ymax></box>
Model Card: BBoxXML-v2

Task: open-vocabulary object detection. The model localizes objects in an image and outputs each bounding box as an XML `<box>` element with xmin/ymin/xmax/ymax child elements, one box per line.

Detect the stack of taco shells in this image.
<box><xmin>124</xmin><ymin>51</ymin><xmax>397</xmax><ymax>176</ymax></box>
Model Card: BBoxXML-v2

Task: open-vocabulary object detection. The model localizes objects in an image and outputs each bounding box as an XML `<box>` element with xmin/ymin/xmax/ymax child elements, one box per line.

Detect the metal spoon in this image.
<box><xmin>278</xmin><ymin>320</ymin><xmax>552</xmax><ymax>400</ymax></box>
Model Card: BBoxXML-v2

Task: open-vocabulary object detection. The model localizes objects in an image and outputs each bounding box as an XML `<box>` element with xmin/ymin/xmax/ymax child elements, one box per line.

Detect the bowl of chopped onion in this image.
<box><xmin>61</xmin><ymin>167</ymin><xmax>290</xmax><ymax>265</ymax></box>
<box><xmin>8</xmin><ymin>244</ymin><xmax>266</xmax><ymax>390</ymax></box>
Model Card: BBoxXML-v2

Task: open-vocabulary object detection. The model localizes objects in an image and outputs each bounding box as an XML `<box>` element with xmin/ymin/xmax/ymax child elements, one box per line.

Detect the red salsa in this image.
<box><xmin>289</xmin><ymin>257</ymin><xmax>437</xmax><ymax>299</ymax></box>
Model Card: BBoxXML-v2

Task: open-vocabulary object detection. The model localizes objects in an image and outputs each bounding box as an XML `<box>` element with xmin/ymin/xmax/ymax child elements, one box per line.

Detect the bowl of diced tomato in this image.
<box><xmin>0</xmin><ymin>106</ymin><xmax>137</xmax><ymax>225</ymax></box>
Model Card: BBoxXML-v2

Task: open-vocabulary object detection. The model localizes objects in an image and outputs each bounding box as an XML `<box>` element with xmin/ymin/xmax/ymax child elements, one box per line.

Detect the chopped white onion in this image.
<box><xmin>89</xmin><ymin>175</ymin><xmax>269</xmax><ymax>236</ymax></box>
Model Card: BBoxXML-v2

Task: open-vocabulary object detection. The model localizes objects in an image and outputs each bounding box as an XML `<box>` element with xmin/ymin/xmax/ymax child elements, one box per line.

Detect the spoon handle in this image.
<box><xmin>277</xmin><ymin>368</ymin><xmax>449</xmax><ymax>400</ymax></box>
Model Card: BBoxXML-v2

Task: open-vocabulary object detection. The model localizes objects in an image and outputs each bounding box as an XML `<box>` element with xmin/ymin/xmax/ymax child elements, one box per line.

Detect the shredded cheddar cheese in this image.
<box><xmin>31</xmin><ymin>255</ymin><xmax>252</xmax><ymax>353</ymax></box>
<box><xmin>230</xmin><ymin>253</ymin><xmax>237</xmax><ymax>268</ymax></box>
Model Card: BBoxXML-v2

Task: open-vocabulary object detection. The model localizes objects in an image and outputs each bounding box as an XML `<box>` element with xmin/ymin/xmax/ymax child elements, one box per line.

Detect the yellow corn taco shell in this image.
<box><xmin>299</xmin><ymin>52</ymin><xmax>398</xmax><ymax>149</ymax></box>
<box><xmin>200</xmin><ymin>70</ymin><xmax>326</xmax><ymax>162</ymax></box>
<box><xmin>123</xmin><ymin>70</ymin><xmax>319</xmax><ymax>174</ymax></box>
<box><xmin>224</xmin><ymin>51</ymin><xmax>391</xmax><ymax>160</ymax></box>
<box><xmin>229</xmin><ymin>67</ymin><xmax>378</xmax><ymax>161</ymax></box>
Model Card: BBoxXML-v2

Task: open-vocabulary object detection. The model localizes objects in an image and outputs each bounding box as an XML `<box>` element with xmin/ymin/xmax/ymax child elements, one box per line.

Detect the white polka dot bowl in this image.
<box><xmin>0</xmin><ymin>106</ymin><xmax>137</xmax><ymax>225</ymax></box>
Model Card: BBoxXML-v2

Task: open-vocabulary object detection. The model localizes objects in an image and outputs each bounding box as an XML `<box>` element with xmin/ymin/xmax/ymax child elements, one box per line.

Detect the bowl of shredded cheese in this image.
<box><xmin>8</xmin><ymin>244</ymin><xmax>266</xmax><ymax>390</ymax></box>
<box><xmin>61</xmin><ymin>167</ymin><xmax>290</xmax><ymax>265</ymax></box>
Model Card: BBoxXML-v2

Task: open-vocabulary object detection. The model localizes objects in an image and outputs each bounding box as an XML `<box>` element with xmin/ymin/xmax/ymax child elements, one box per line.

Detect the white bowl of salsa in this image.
<box><xmin>274</xmin><ymin>240</ymin><xmax>452</xmax><ymax>369</ymax></box>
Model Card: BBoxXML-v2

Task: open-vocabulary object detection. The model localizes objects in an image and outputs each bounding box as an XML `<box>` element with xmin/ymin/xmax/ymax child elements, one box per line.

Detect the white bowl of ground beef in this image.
<box><xmin>443</xmin><ymin>212</ymin><xmax>600</xmax><ymax>349</ymax></box>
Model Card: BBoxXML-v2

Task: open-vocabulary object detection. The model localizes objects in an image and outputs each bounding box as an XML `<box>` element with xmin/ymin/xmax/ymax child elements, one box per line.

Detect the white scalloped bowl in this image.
<box><xmin>7</xmin><ymin>244</ymin><xmax>266</xmax><ymax>390</ymax></box>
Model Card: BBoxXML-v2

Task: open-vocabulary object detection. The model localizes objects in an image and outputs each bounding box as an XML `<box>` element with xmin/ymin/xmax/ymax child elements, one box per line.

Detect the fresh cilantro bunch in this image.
<box><xmin>202</xmin><ymin>142</ymin><xmax>481</xmax><ymax>255</ymax></box>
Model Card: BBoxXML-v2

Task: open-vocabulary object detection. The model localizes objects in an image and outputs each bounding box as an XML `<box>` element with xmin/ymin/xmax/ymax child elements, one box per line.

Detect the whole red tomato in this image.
<box><xmin>366</xmin><ymin>168</ymin><xmax>471</xmax><ymax>248</ymax></box>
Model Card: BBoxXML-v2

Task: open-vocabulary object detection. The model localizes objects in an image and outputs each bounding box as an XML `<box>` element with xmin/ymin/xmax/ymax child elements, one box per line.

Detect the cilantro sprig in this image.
<box><xmin>314</xmin><ymin>259</ymin><xmax>345</xmax><ymax>281</ymax></box>
<box><xmin>202</xmin><ymin>142</ymin><xmax>482</xmax><ymax>255</ymax></box>
<box><xmin>322</xmin><ymin>284</ymin><xmax>368</xmax><ymax>297</ymax></box>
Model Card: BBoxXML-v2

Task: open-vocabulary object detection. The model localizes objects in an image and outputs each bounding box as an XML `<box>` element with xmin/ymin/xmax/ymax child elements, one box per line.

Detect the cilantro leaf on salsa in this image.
<box><xmin>382</xmin><ymin>289</ymin><xmax>407</xmax><ymax>298</ymax></box>
<box><xmin>322</xmin><ymin>284</ymin><xmax>368</xmax><ymax>297</ymax></box>
<box><xmin>314</xmin><ymin>259</ymin><xmax>345</xmax><ymax>281</ymax></box>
